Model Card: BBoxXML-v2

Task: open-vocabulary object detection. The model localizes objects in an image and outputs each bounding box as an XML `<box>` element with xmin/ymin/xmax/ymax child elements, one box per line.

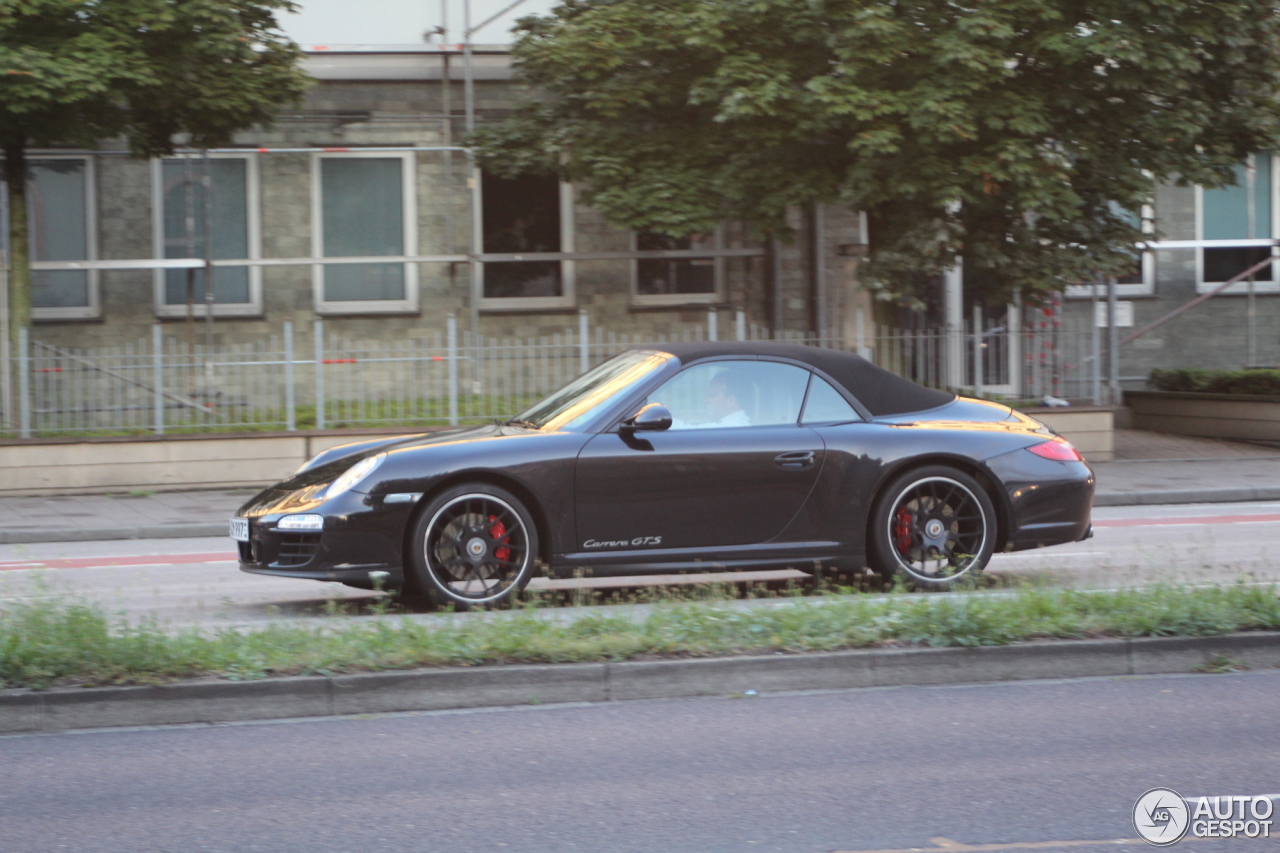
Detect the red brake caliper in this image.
<box><xmin>894</xmin><ymin>507</ymin><xmax>913</xmax><ymax>555</ymax></box>
<box><xmin>488</xmin><ymin>515</ymin><xmax>511</xmax><ymax>561</ymax></box>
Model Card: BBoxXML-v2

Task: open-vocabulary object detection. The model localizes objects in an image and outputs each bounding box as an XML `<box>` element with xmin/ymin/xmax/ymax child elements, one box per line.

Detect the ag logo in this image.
<box><xmin>1134</xmin><ymin>788</ymin><xmax>1190</xmax><ymax>846</ymax></box>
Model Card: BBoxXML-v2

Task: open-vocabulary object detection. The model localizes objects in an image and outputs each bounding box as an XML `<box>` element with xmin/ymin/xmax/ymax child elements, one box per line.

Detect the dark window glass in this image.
<box><xmin>801</xmin><ymin>376</ymin><xmax>859</xmax><ymax>423</ymax></box>
<box><xmin>1204</xmin><ymin>247</ymin><xmax>1273</xmax><ymax>283</ymax></box>
<box><xmin>162</xmin><ymin>158</ymin><xmax>251</xmax><ymax>305</ymax></box>
<box><xmin>482</xmin><ymin>170</ymin><xmax>562</xmax><ymax>299</ymax></box>
<box><xmin>636</xmin><ymin>232</ymin><xmax>716</xmax><ymax>296</ymax></box>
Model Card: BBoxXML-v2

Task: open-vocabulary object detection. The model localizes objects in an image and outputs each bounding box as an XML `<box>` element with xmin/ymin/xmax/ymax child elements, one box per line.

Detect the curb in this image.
<box><xmin>1093</xmin><ymin>487</ymin><xmax>1280</xmax><ymax>507</ymax></box>
<box><xmin>0</xmin><ymin>524</ymin><xmax>226</xmax><ymax>545</ymax></box>
<box><xmin>3</xmin><ymin>632</ymin><xmax>1278</xmax><ymax>734</ymax></box>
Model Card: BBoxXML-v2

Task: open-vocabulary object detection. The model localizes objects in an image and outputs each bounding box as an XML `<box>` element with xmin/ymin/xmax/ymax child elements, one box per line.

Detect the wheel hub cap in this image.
<box><xmin>466</xmin><ymin>536</ymin><xmax>487</xmax><ymax>559</ymax></box>
<box><xmin>925</xmin><ymin>518</ymin><xmax>945</xmax><ymax>539</ymax></box>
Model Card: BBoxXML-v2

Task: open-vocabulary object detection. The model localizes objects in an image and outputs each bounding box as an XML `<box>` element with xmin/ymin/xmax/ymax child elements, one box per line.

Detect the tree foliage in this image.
<box><xmin>1</xmin><ymin>0</ymin><xmax>309</xmax><ymax>334</ymax></box>
<box><xmin>476</xmin><ymin>0</ymin><xmax>1280</xmax><ymax>305</ymax></box>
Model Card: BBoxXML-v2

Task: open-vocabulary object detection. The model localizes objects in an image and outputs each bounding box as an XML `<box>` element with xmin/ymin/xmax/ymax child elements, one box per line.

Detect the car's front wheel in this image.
<box><xmin>406</xmin><ymin>484</ymin><xmax>539</xmax><ymax>609</ymax></box>
<box><xmin>868</xmin><ymin>465</ymin><xmax>996</xmax><ymax>588</ymax></box>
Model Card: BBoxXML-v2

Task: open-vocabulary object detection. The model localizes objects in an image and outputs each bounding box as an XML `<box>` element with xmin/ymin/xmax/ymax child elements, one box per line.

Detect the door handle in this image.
<box><xmin>774</xmin><ymin>450</ymin><xmax>816</xmax><ymax>470</ymax></box>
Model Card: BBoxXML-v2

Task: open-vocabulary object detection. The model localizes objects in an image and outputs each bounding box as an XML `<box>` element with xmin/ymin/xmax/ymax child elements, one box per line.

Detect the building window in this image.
<box><xmin>152</xmin><ymin>155</ymin><xmax>261</xmax><ymax>317</ymax></box>
<box><xmin>1064</xmin><ymin>203</ymin><xmax>1153</xmax><ymax>299</ymax></box>
<box><xmin>27</xmin><ymin>157</ymin><xmax>98</xmax><ymax>320</ymax></box>
<box><xmin>631</xmin><ymin>231</ymin><xmax>721</xmax><ymax>305</ymax></box>
<box><xmin>479</xmin><ymin>169</ymin><xmax>574</xmax><ymax>309</ymax></box>
<box><xmin>313</xmin><ymin>152</ymin><xmax>418</xmax><ymax>313</ymax></box>
<box><xmin>1197</xmin><ymin>153</ymin><xmax>1277</xmax><ymax>293</ymax></box>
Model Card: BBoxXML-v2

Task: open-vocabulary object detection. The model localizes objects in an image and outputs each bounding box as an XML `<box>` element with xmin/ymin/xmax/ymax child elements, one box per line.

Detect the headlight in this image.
<box><xmin>321</xmin><ymin>452</ymin><xmax>386</xmax><ymax>500</ymax></box>
<box><xmin>277</xmin><ymin>514</ymin><xmax>324</xmax><ymax>531</ymax></box>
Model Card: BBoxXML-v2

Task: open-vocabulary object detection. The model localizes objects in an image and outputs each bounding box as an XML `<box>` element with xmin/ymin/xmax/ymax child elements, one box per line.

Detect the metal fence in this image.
<box><xmin>1</xmin><ymin>309</ymin><xmax>1113</xmax><ymax>438</ymax></box>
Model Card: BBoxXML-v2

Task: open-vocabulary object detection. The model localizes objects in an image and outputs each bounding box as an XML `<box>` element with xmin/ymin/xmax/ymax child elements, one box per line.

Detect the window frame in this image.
<box><xmin>628</xmin><ymin>228</ymin><xmax>725</xmax><ymax>307</ymax></box>
<box><xmin>27</xmin><ymin>154</ymin><xmax>100</xmax><ymax>321</ymax></box>
<box><xmin>1064</xmin><ymin>202</ymin><xmax>1155</xmax><ymax>299</ymax></box>
<box><xmin>1194</xmin><ymin>154</ymin><xmax>1279</xmax><ymax>295</ymax></box>
<box><xmin>475</xmin><ymin>170</ymin><xmax>576</xmax><ymax>312</ymax></box>
<box><xmin>312</xmin><ymin>150</ymin><xmax>419</xmax><ymax>315</ymax></box>
<box><xmin>151</xmin><ymin>152</ymin><xmax>263</xmax><ymax>318</ymax></box>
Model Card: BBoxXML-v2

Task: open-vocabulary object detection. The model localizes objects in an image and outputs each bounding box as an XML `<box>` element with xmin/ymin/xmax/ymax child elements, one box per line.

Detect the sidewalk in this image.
<box><xmin>1</xmin><ymin>430</ymin><xmax>1278</xmax><ymax>544</ymax></box>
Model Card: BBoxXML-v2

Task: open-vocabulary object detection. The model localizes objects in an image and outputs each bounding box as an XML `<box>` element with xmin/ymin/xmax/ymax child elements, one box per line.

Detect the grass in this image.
<box><xmin>2</xmin><ymin>583</ymin><xmax>1278</xmax><ymax>691</ymax></box>
<box><xmin>1</xmin><ymin>395</ymin><xmax>544</xmax><ymax>440</ymax></box>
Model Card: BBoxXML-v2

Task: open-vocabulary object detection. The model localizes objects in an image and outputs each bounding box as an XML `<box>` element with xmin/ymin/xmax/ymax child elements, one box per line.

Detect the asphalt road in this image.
<box><xmin>1</xmin><ymin>670</ymin><xmax>1277</xmax><ymax>853</ymax></box>
<box><xmin>1</xmin><ymin>501</ymin><xmax>1279</xmax><ymax>628</ymax></box>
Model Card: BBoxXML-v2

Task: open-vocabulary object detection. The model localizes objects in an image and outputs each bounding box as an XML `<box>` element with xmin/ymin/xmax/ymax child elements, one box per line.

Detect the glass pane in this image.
<box><xmin>323</xmin><ymin>262</ymin><xmax>405</xmax><ymax>302</ymax></box>
<box><xmin>162</xmin><ymin>158</ymin><xmax>251</xmax><ymax>305</ymax></box>
<box><xmin>1203</xmin><ymin>154</ymin><xmax>1272</xmax><ymax>241</ymax></box>
<box><xmin>28</xmin><ymin>160</ymin><xmax>87</xmax><ymax>262</ymax></box>
<box><xmin>636</xmin><ymin>232</ymin><xmax>716</xmax><ymax>295</ymax></box>
<box><xmin>1204</xmin><ymin>247</ymin><xmax>1273</xmax><ymax>282</ymax></box>
<box><xmin>164</xmin><ymin>267</ymin><xmax>251</xmax><ymax>305</ymax></box>
<box><xmin>32</xmin><ymin>270</ymin><xmax>89</xmax><ymax>308</ymax></box>
<box><xmin>28</xmin><ymin>160</ymin><xmax>92</xmax><ymax>309</ymax></box>
<box><xmin>650</xmin><ymin>360</ymin><xmax>810</xmax><ymax>429</ymax></box>
<box><xmin>321</xmin><ymin>158</ymin><xmax>405</xmax><ymax>302</ymax></box>
<box><xmin>322</xmin><ymin>158</ymin><xmax>404</xmax><ymax>257</ymax></box>
<box><xmin>483</xmin><ymin>261</ymin><xmax>561</xmax><ymax>299</ymax></box>
<box><xmin>481</xmin><ymin>170</ymin><xmax>560</xmax><ymax>253</ymax></box>
<box><xmin>801</xmin><ymin>376</ymin><xmax>859</xmax><ymax>423</ymax></box>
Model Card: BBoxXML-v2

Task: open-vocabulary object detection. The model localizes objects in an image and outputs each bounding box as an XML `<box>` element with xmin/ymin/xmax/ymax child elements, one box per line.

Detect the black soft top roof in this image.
<box><xmin>655</xmin><ymin>341</ymin><xmax>955</xmax><ymax>417</ymax></box>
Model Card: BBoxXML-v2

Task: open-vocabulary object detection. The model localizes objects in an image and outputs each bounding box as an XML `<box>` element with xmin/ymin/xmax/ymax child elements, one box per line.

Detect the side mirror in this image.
<box><xmin>621</xmin><ymin>403</ymin><xmax>672</xmax><ymax>432</ymax></box>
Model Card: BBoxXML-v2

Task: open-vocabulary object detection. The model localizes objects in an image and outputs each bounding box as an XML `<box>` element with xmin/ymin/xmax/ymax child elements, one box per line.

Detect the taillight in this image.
<box><xmin>1026</xmin><ymin>437</ymin><xmax>1083</xmax><ymax>462</ymax></box>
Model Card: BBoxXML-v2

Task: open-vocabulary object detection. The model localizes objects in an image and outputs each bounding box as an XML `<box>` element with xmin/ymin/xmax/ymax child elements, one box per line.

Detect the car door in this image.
<box><xmin>574</xmin><ymin>359</ymin><xmax>824</xmax><ymax>552</ymax></box>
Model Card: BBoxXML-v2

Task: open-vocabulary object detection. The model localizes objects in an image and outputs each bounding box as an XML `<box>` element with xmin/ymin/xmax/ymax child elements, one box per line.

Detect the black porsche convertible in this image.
<box><xmin>232</xmin><ymin>342</ymin><xmax>1094</xmax><ymax>606</ymax></box>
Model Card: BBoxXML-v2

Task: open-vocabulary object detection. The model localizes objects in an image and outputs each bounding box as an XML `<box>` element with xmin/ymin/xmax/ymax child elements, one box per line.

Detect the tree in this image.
<box><xmin>476</xmin><ymin>0</ymin><xmax>1280</xmax><ymax>308</ymax></box>
<box><xmin>1</xmin><ymin>0</ymin><xmax>309</xmax><ymax>342</ymax></box>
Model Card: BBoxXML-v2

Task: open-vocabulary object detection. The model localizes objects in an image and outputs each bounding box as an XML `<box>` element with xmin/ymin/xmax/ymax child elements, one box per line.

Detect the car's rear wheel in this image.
<box><xmin>406</xmin><ymin>484</ymin><xmax>539</xmax><ymax>609</ymax></box>
<box><xmin>869</xmin><ymin>465</ymin><xmax>995</xmax><ymax>588</ymax></box>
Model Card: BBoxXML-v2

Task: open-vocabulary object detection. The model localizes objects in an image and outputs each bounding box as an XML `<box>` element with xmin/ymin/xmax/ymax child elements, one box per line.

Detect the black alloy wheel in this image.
<box><xmin>407</xmin><ymin>484</ymin><xmax>539</xmax><ymax>608</ymax></box>
<box><xmin>869</xmin><ymin>465</ymin><xmax>996</xmax><ymax>588</ymax></box>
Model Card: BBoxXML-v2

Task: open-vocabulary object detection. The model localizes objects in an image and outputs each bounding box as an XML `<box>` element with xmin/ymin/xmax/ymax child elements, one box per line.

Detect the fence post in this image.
<box><xmin>735</xmin><ymin>309</ymin><xmax>746</xmax><ymax>341</ymax></box>
<box><xmin>855</xmin><ymin>308</ymin><xmax>867</xmax><ymax>359</ymax></box>
<box><xmin>314</xmin><ymin>319</ymin><xmax>325</xmax><ymax>430</ymax></box>
<box><xmin>973</xmin><ymin>305</ymin><xmax>984</xmax><ymax>399</ymax></box>
<box><xmin>1090</xmin><ymin>282</ymin><xmax>1102</xmax><ymax>405</ymax></box>
<box><xmin>283</xmin><ymin>320</ymin><xmax>295</xmax><ymax>431</ymax></box>
<box><xmin>707</xmin><ymin>308</ymin><xmax>718</xmax><ymax>341</ymax></box>
<box><xmin>447</xmin><ymin>314</ymin><xmax>458</xmax><ymax>426</ymax></box>
<box><xmin>17</xmin><ymin>326</ymin><xmax>30</xmax><ymax>439</ymax></box>
<box><xmin>578</xmin><ymin>309</ymin><xmax>589</xmax><ymax>374</ymax></box>
<box><xmin>152</xmin><ymin>324</ymin><xmax>165</xmax><ymax>435</ymax></box>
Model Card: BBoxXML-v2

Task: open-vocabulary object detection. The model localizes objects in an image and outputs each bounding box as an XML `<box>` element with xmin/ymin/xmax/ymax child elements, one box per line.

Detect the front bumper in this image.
<box><xmin>234</xmin><ymin>489</ymin><xmax>409</xmax><ymax>588</ymax></box>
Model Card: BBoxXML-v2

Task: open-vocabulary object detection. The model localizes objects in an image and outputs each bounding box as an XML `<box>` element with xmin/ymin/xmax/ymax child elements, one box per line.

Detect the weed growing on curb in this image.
<box><xmin>1</xmin><ymin>584</ymin><xmax>1278</xmax><ymax>690</ymax></box>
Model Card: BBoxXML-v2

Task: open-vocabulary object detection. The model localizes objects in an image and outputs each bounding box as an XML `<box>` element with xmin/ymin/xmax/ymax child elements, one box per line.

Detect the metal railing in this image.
<box><xmin>1</xmin><ymin>309</ymin><xmax>1111</xmax><ymax>438</ymax></box>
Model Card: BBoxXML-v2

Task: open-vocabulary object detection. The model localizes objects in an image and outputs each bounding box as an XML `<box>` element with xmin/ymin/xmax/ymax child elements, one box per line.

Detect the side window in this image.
<box><xmin>801</xmin><ymin>376</ymin><xmax>860</xmax><ymax>423</ymax></box>
<box><xmin>649</xmin><ymin>360</ymin><xmax>811</xmax><ymax>429</ymax></box>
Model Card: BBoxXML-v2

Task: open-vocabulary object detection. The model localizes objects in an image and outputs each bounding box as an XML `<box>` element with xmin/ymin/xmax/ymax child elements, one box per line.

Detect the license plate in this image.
<box><xmin>229</xmin><ymin>518</ymin><xmax>250</xmax><ymax>542</ymax></box>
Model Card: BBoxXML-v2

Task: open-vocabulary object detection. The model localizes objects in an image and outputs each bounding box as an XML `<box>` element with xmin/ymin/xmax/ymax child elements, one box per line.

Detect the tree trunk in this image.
<box><xmin>3</xmin><ymin>141</ymin><xmax>30</xmax><ymax>347</ymax></box>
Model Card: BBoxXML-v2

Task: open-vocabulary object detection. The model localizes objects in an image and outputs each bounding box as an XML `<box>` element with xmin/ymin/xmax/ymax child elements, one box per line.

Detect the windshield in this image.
<box><xmin>515</xmin><ymin>350</ymin><xmax>673</xmax><ymax>432</ymax></box>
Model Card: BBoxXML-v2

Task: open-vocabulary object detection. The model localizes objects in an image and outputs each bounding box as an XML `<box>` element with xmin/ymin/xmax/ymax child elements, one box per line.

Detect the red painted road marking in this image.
<box><xmin>1093</xmin><ymin>512</ymin><xmax>1280</xmax><ymax>528</ymax></box>
<box><xmin>0</xmin><ymin>552</ymin><xmax>237</xmax><ymax>571</ymax></box>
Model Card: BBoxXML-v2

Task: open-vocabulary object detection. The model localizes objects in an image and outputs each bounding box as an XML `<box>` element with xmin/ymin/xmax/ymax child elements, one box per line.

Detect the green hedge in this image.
<box><xmin>1148</xmin><ymin>368</ymin><xmax>1280</xmax><ymax>396</ymax></box>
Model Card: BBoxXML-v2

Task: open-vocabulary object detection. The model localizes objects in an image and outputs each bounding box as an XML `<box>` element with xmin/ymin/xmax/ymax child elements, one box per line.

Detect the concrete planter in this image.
<box><xmin>1017</xmin><ymin>406</ymin><xmax>1114</xmax><ymax>462</ymax></box>
<box><xmin>1126</xmin><ymin>390</ymin><xmax>1280</xmax><ymax>443</ymax></box>
<box><xmin>0</xmin><ymin>427</ymin><xmax>444</xmax><ymax>497</ymax></box>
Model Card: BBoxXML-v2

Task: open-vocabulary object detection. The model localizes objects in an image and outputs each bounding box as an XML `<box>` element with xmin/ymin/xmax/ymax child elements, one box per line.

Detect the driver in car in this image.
<box><xmin>672</xmin><ymin>370</ymin><xmax>753</xmax><ymax>429</ymax></box>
